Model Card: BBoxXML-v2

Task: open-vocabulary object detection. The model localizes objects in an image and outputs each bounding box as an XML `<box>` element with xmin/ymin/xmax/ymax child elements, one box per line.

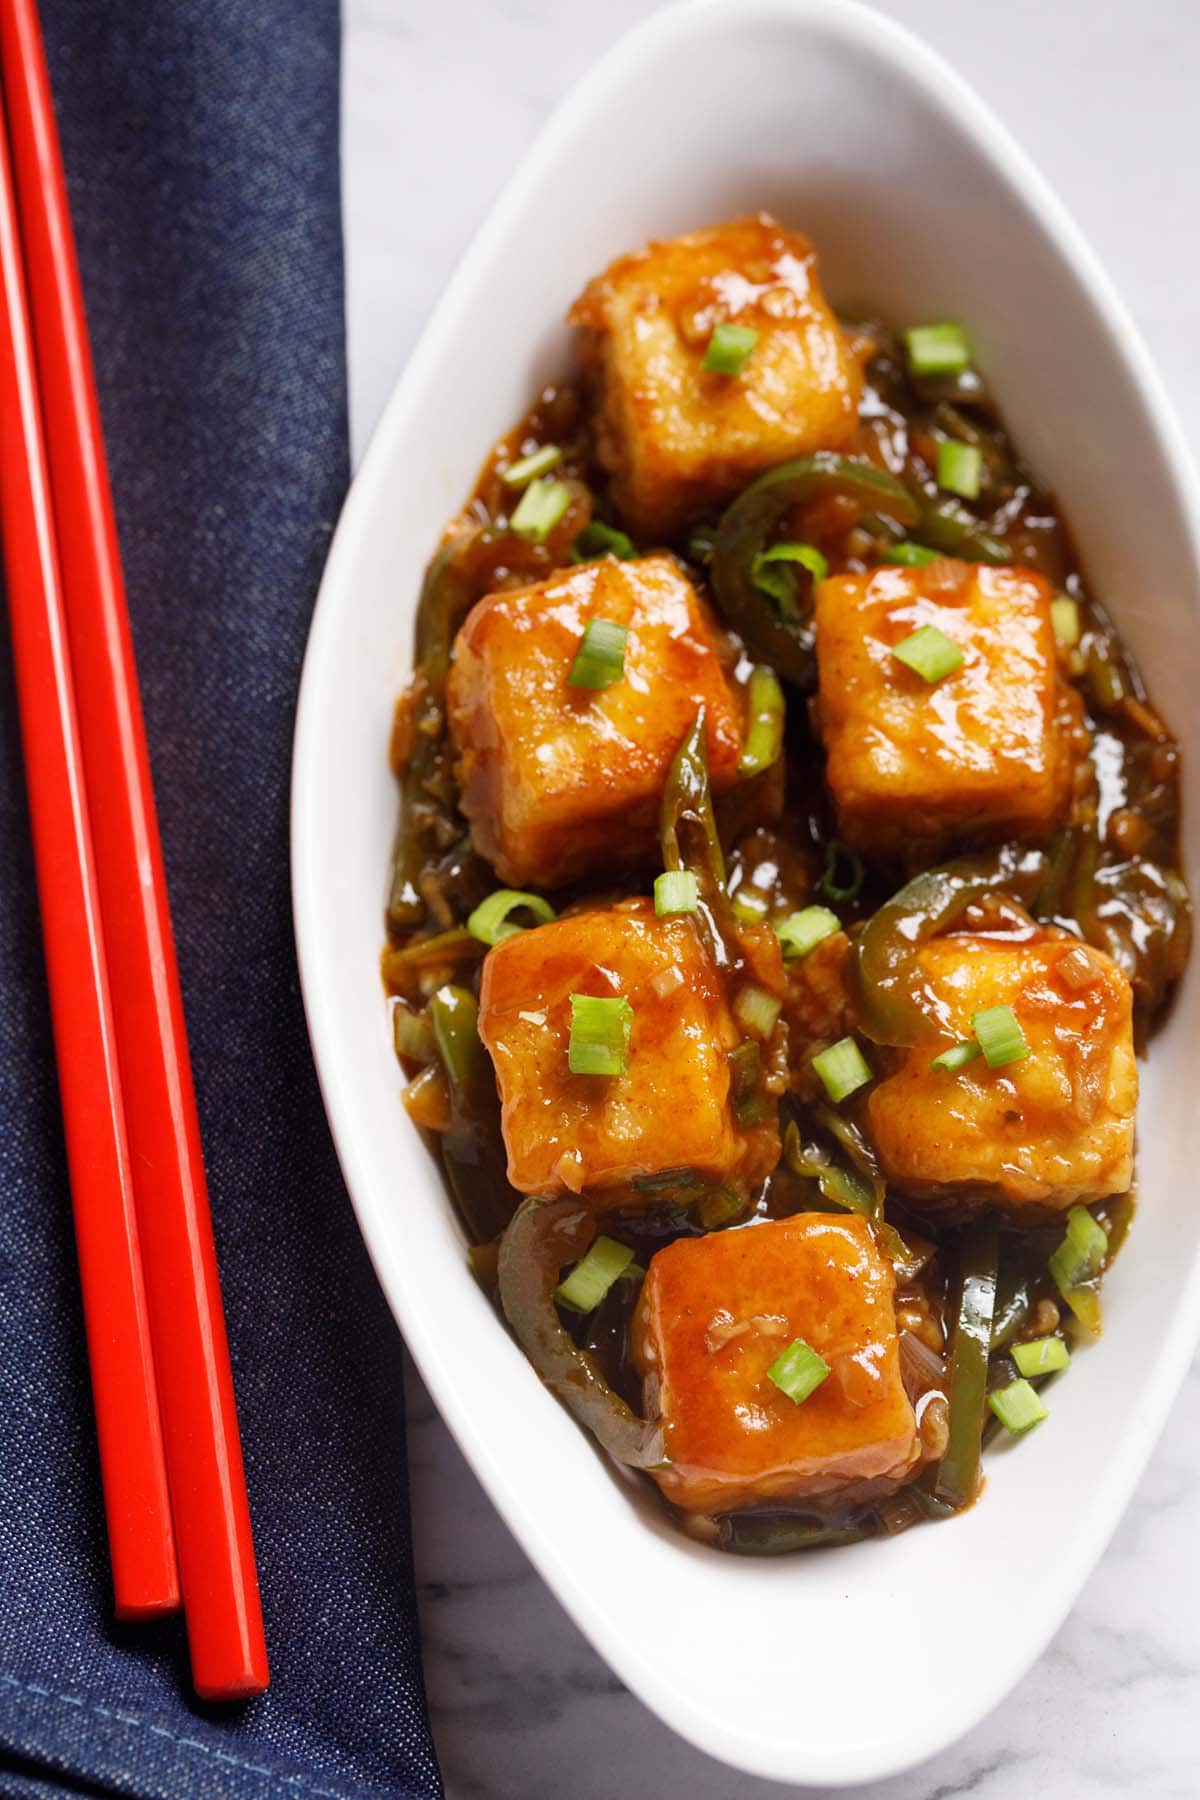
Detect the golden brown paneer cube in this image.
<box><xmin>446</xmin><ymin>554</ymin><xmax>742</xmax><ymax>888</ymax></box>
<box><xmin>477</xmin><ymin>898</ymin><xmax>782</xmax><ymax>1197</ymax></box>
<box><xmin>868</xmin><ymin>933</ymin><xmax>1136</xmax><ymax>1212</ymax></box>
<box><xmin>570</xmin><ymin>214</ymin><xmax>863</xmax><ymax>539</ymax></box>
<box><xmin>633</xmin><ymin>1213</ymin><xmax>918</xmax><ymax>1514</ymax></box>
<box><xmin>815</xmin><ymin>562</ymin><xmax>1081</xmax><ymax>862</ymax></box>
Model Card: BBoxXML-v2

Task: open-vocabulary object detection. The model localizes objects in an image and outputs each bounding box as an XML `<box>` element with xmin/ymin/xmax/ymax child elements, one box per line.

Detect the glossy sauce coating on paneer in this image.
<box><xmin>570</xmin><ymin>214</ymin><xmax>863</xmax><ymax>540</ymax></box>
<box><xmin>446</xmin><ymin>555</ymin><xmax>742</xmax><ymax>888</ymax></box>
<box><xmin>633</xmin><ymin>1213</ymin><xmax>918</xmax><ymax>1514</ymax></box>
<box><xmin>815</xmin><ymin>561</ymin><xmax>1082</xmax><ymax>862</ymax></box>
<box><xmin>477</xmin><ymin>898</ymin><xmax>783</xmax><ymax>1197</ymax></box>
<box><xmin>868</xmin><ymin>932</ymin><xmax>1136</xmax><ymax>1211</ymax></box>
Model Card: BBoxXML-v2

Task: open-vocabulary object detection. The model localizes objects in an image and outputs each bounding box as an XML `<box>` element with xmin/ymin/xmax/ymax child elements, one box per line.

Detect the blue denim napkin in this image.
<box><xmin>0</xmin><ymin>3</ymin><xmax>441</xmax><ymax>1795</ymax></box>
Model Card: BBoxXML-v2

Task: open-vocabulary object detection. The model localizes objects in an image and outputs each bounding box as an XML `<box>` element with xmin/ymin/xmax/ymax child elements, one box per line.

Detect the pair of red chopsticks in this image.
<box><xmin>0</xmin><ymin>0</ymin><xmax>267</xmax><ymax>1700</ymax></box>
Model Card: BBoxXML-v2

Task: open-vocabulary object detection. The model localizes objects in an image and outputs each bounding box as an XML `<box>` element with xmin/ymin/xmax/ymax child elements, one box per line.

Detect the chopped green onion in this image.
<box><xmin>766</xmin><ymin>1338</ymin><xmax>830</xmax><ymax>1405</ymax></box>
<box><xmin>703</xmin><ymin>321</ymin><xmax>758</xmax><ymax>375</ymax></box>
<box><xmin>971</xmin><ymin>1003</ymin><xmax>1029</xmax><ymax>1069</ymax></box>
<box><xmin>1047</xmin><ymin>1205</ymin><xmax>1107</xmax><ymax>1336</ymax></box>
<box><xmin>820</xmin><ymin>839</ymin><xmax>864</xmax><ymax>902</ymax></box>
<box><xmin>812</xmin><ymin>1035</ymin><xmax>872</xmax><ymax>1104</ymax></box>
<box><xmin>819</xmin><ymin>1163</ymin><xmax>876</xmax><ymax>1216</ymax></box>
<box><xmin>893</xmin><ymin>623</ymin><xmax>964</xmax><ymax>684</ymax></box>
<box><xmin>1051</xmin><ymin>596</ymin><xmax>1081</xmax><ymax>647</ymax></box>
<box><xmin>555</xmin><ymin>1235</ymin><xmax>634</xmax><ymax>1313</ymax></box>
<box><xmin>698</xmin><ymin>1186</ymin><xmax>744</xmax><ymax>1228</ymax></box>
<box><xmin>751</xmin><ymin>542</ymin><xmax>829</xmax><ymax>616</ymax></box>
<box><xmin>936</xmin><ymin>439</ymin><xmax>982</xmax><ymax>500</ymax></box>
<box><xmin>1012</xmin><ymin>1336</ymin><xmax>1070</xmax><ymax>1378</ymax></box>
<box><xmin>568</xmin><ymin>617</ymin><xmax>628</xmax><ymax>690</ymax></box>
<box><xmin>1065</xmin><ymin>1203</ymin><xmax>1108</xmax><ymax>1271</ymax></box>
<box><xmin>501</xmin><ymin>443</ymin><xmax>563</xmax><ymax>487</ymax></box>
<box><xmin>567</xmin><ymin>993</ymin><xmax>633</xmax><ymax>1076</ymax></box>
<box><xmin>510</xmin><ymin>476</ymin><xmax>572</xmax><ymax>543</ymax></box>
<box><xmin>738</xmin><ymin>665</ymin><xmax>785</xmax><ymax>776</ymax></box>
<box><xmin>570</xmin><ymin>519</ymin><xmax>636</xmax><ymax>563</ymax></box>
<box><xmin>775</xmin><ymin>905</ymin><xmax>840</xmax><ymax>960</ymax></box>
<box><xmin>727</xmin><ymin>1041</ymin><xmax>767</xmax><ymax>1127</ymax></box>
<box><xmin>467</xmin><ymin>888</ymin><xmax>556</xmax><ymax>946</ymax></box>
<box><xmin>883</xmin><ymin>542</ymin><xmax>939</xmax><ymax>567</ymax></box>
<box><xmin>905</xmin><ymin>321</ymin><xmax>970</xmax><ymax>377</ymax></box>
<box><xmin>988</xmin><ymin>1378</ymin><xmax>1048</xmax><ymax>1437</ymax></box>
<box><xmin>731</xmin><ymin>887</ymin><xmax>770</xmax><ymax>925</ymax></box>
<box><xmin>931</xmin><ymin>1039</ymin><xmax>982</xmax><ymax>1073</ymax></box>
<box><xmin>733</xmin><ymin>985</ymin><xmax>781</xmax><ymax>1040</ymax></box>
<box><xmin>654</xmin><ymin>870</ymin><xmax>699</xmax><ymax>917</ymax></box>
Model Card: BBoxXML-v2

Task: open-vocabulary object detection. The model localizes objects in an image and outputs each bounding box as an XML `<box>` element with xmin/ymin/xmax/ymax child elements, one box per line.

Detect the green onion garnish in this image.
<box><xmin>883</xmin><ymin>542</ymin><xmax>940</xmax><ymax>567</ymax></box>
<box><xmin>501</xmin><ymin>443</ymin><xmax>563</xmax><ymax>487</ymax></box>
<box><xmin>820</xmin><ymin>839</ymin><xmax>864</xmax><ymax>902</ymax></box>
<box><xmin>767</xmin><ymin>1338</ymin><xmax>831</xmax><ymax>1405</ymax></box>
<box><xmin>1065</xmin><ymin>1203</ymin><xmax>1108</xmax><ymax>1270</ymax></box>
<box><xmin>510</xmin><ymin>476</ymin><xmax>572</xmax><ymax>542</ymax></box>
<box><xmin>971</xmin><ymin>1003</ymin><xmax>1029</xmax><ymax>1069</ymax></box>
<box><xmin>703</xmin><ymin>321</ymin><xmax>758</xmax><ymax>375</ymax></box>
<box><xmin>570</xmin><ymin>519</ymin><xmax>636</xmax><ymax>563</ymax></box>
<box><xmin>467</xmin><ymin>888</ymin><xmax>556</xmax><ymax>946</ymax></box>
<box><xmin>738</xmin><ymin>665</ymin><xmax>785</xmax><ymax>776</ymax></box>
<box><xmin>775</xmin><ymin>905</ymin><xmax>839</xmax><ymax>960</ymax></box>
<box><xmin>555</xmin><ymin>1235</ymin><xmax>634</xmax><ymax>1313</ymax></box>
<box><xmin>905</xmin><ymin>321</ymin><xmax>970</xmax><ymax>377</ymax></box>
<box><xmin>1051</xmin><ymin>596</ymin><xmax>1081</xmax><ymax>647</ymax></box>
<box><xmin>931</xmin><ymin>1039</ymin><xmax>982</xmax><ymax>1073</ymax></box>
<box><xmin>727</xmin><ymin>1040</ymin><xmax>767</xmax><ymax>1127</ymax></box>
<box><xmin>698</xmin><ymin>1186</ymin><xmax>744</xmax><ymax>1229</ymax></box>
<box><xmin>893</xmin><ymin>623</ymin><xmax>964</xmax><ymax>684</ymax></box>
<box><xmin>1048</xmin><ymin>1206</ymin><xmax>1107</xmax><ymax>1336</ymax></box>
<box><xmin>812</xmin><ymin>1035</ymin><xmax>872</xmax><ymax>1104</ymax></box>
<box><xmin>754</xmin><ymin>540</ymin><xmax>828</xmax><ymax>588</ymax></box>
<box><xmin>936</xmin><ymin>439</ymin><xmax>982</xmax><ymax>500</ymax></box>
<box><xmin>1012</xmin><ymin>1336</ymin><xmax>1070</xmax><ymax>1379</ymax></box>
<box><xmin>567</xmin><ymin>993</ymin><xmax>633</xmax><ymax>1076</ymax></box>
<box><xmin>568</xmin><ymin>617</ymin><xmax>628</xmax><ymax>690</ymax></box>
<box><xmin>654</xmin><ymin>870</ymin><xmax>699</xmax><ymax>917</ymax></box>
<box><xmin>988</xmin><ymin>1378</ymin><xmax>1048</xmax><ymax>1436</ymax></box>
<box><xmin>733</xmin><ymin>985</ymin><xmax>781</xmax><ymax>1040</ymax></box>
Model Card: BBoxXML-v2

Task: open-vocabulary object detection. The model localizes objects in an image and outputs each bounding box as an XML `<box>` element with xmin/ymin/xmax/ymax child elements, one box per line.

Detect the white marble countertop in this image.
<box><xmin>341</xmin><ymin>4</ymin><xmax>1200</xmax><ymax>1793</ymax></box>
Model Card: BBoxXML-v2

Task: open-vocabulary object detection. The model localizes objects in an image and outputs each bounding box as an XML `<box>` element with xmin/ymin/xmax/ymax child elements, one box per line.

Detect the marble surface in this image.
<box><xmin>341</xmin><ymin>4</ymin><xmax>1200</xmax><ymax>1793</ymax></box>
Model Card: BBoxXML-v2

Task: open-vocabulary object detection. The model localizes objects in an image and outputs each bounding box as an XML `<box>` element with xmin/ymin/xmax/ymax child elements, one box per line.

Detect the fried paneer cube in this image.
<box><xmin>446</xmin><ymin>555</ymin><xmax>742</xmax><ymax>888</ymax></box>
<box><xmin>477</xmin><ymin>899</ymin><xmax>782</xmax><ymax>1198</ymax></box>
<box><xmin>570</xmin><ymin>214</ymin><xmax>863</xmax><ymax>539</ymax></box>
<box><xmin>868</xmin><ymin>933</ymin><xmax>1136</xmax><ymax>1212</ymax></box>
<box><xmin>633</xmin><ymin>1213</ymin><xmax>918</xmax><ymax>1514</ymax></box>
<box><xmin>815</xmin><ymin>562</ymin><xmax>1080</xmax><ymax>862</ymax></box>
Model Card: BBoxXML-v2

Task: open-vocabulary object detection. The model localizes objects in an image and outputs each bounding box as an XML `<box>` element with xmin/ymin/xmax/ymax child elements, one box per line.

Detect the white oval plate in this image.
<box><xmin>292</xmin><ymin>0</ymin><xmax>1200</xmax><ymax>1782</ymax></box>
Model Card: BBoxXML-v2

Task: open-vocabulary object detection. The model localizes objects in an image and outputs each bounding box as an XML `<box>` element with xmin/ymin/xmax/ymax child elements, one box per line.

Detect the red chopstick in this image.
<box><xmin>0</xmin><ymin>82</ymin><xmax>179</xmax><ymax>1623</ymax></box>
<box><xmin>0</xmin><ymin>0</ymin><xmax>269</xmax><ymax>1698</ymax></box>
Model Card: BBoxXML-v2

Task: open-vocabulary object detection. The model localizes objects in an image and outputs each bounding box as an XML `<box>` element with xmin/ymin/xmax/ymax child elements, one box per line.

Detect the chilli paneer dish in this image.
<box><xmin>382</xmin><ymin>215</ymin><xmax>1190</xmax><ymax>1553</ymax></box>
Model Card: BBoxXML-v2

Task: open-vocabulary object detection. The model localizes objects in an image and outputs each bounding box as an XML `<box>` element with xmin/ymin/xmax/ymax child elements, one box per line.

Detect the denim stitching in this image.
<box><xmin>0</xmin><ymin>1673</ymin><xmax>350</xmax><ymax>1798</ymax></box>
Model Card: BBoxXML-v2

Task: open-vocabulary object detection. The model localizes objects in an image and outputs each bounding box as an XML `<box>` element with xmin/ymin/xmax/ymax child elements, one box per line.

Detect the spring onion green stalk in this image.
<box><xmin>501</xmin><ymin>443</ymin><xmax>563</xmax><ymax>487</ymax></box>
<box><xmin>751</xmin><ymin>541</ymin><xmax>828</xmax><ymax>612</ymax></box>
<box><xmin>568</xmin><ymin>617</ymin><xmax>628</xmax><ymax>690</ymax></box>
<box><xmin>654</xmin><ymin>870</ymin><xmax>699</xmax><ymax>917</ymax></box>
<box><xmin>698</xmin><ymin>1186</ymin><xmax>745</xmax><ymax>1228</ymax></box>
<box><xmin>812</xmin><ymin>1036</ymin><xmax>872</xmax><ymax>1104</ymax></box>
<box><xmin>718</xmin><ymin>1514</ymin><xmax>878</xmax><ymax>1554</ymax></box>
<box><xmin>467</xmin><ymin>888</ymin><xmax>556</xmax><ymax>946</ymax></box>
<box><xmin>936</xmin><ymin>439</ymin><xmax>983</xmax><ymax>500</ymax></box>
<box><xmin>733</xmin><ymin>985</ymin><xmax>781</xmax><ymax>1040</ymax></box>
<box><xmin>931</xmin><ymin>1039</ymin><xmax>982</xmax><ymax>1072</ymax></box>
<box><xmin>510</xmin><ymin>476</ymin><xmax>572</xmax><ymax>543</ymax></box>
<box><xmin>783</xmin><ymin>1121</ymin><xmax>879</xmax><ymax>1218</ymax></box>
<box><xmin>738</xmin><ymin>665</ymin><xmax>786</xmax><ymax>776</ymax></box>
<box><xmin>893</xmin><ymin>624</ymin><xmax>964</xmax><ymax>683</ymax></box>
<box><xmin>703</xmin><ymin>321</ymin><xmax>758</xmax><ymax>374</ymax></box>
<box><xmin>567</xmin><ymin>994</ymin><xmax>633</xmax><ymax>1076</ymax></box>
<box><xmin>727</xmin><ymin>1041</ymin><xmax>768</xmax><ymax>1127</ymax></box>
<box><xmin>1049</xmin><ymin>1204</ymin><xmax>1108</xmax><ymax>1336</ymax></box>
<box><xmin>821</xmin><ymin>839</ymin><xmax>864</xmax><ymax>902</ymax></box>
<box><xmin>775</xmin><ymin>905</ymin><xmax>840</xmax><ymax>960</ymax></box>
<box><xmin>1012</xmin><ymin>1336</ymin><xmax>1070</xmax><ymax>1378</ymax></box>
<box><xmin>933</xmin><ymin>1220</ymin><xmax>999</xmax><ymax>1509</ymax></box>
<box><xmin>905</xmin><ymin>321</ymin><xmax>970</xmax><ymax>377</ymax></box>
<box><xmin>988</xmin><ymin>1378</ymin><xmax>1049</xmax><ymax>1436</ymax></box>
<box><xmin>1051</xmin><ymin>596</ymin><xmax>1081</xmax><ymax>647</ymax></box>
<box><xmin>570</xmin><ymin>519</ymin><xmax>636</xmax><ymax>563</ymax></box>
<box><xmin>884</xmin><ymin>542</ymin><xmax>940</xmax><ymax>567</ymax></box>
<box><xmin>555</xmin><ymin>1236</ymin><xmax>635</xmax><ymax>1313</ymax></box>
<box><xmin>498</xmin><ymin>1196</ymin><xmax>665</xmax><ymax>1468</ymax></box>
<box><xmin>971</xmin><ymin>1004</ymin><xmax>1029</xmax><ymax>1069</ymax></box>
<box><xmin>710</xmin><ymin>455</ymin><xmax>919</xmax><ymax>686</ymax></box>
<box><xmin>767</xmin><ymin>1339</ymin><xmax>831</xmax><ymax>1405</ymax></box>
